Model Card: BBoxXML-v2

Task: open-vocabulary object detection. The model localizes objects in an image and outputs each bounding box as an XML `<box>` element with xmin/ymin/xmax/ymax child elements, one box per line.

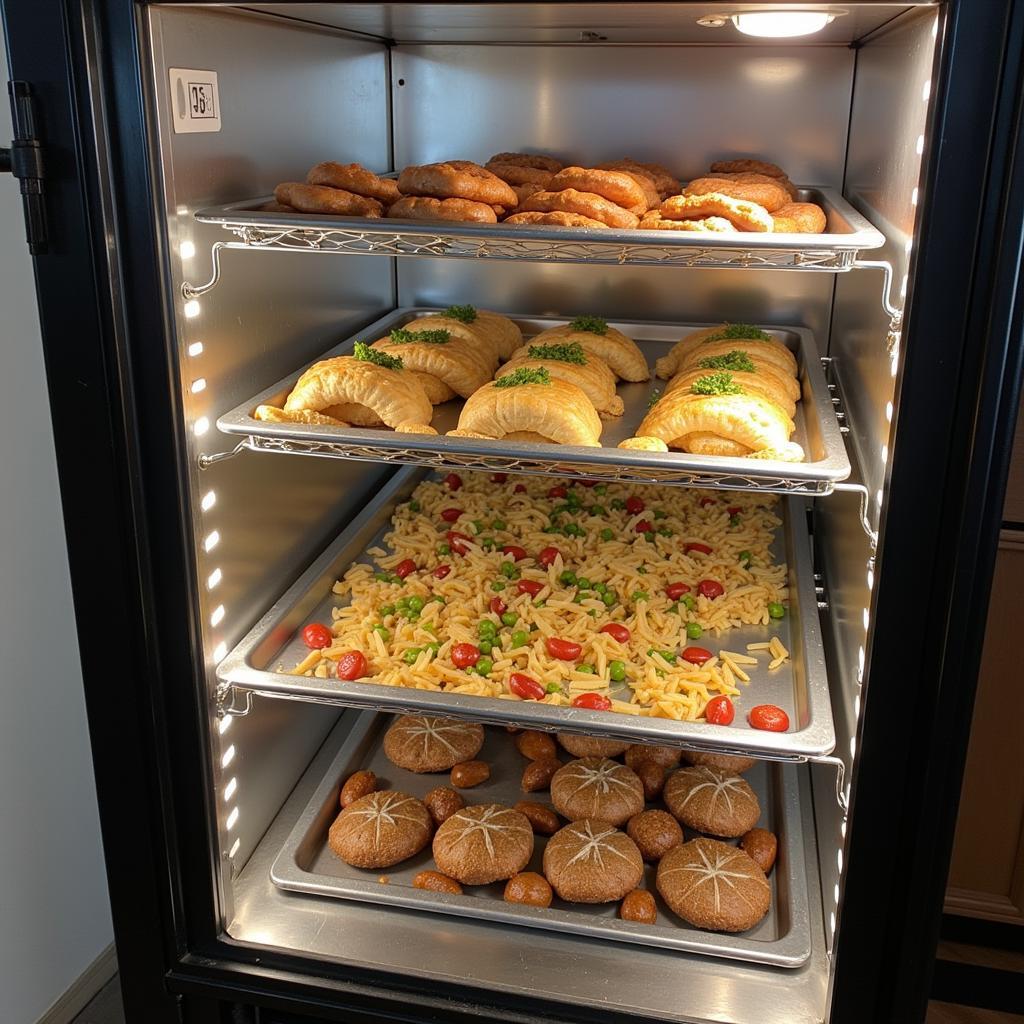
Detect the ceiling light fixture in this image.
<box><xmin>731</xmin><ymin>10</ymin><xmax>837</xmax><ymax>38</ymax></box>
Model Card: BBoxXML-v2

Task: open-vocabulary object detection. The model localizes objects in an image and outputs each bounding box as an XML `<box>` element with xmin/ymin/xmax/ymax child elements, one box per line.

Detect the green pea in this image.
<box><xmin>768</xmin><ymin>602</ymin><xmax>786</xmax><ymax>619</ymax></box>
<box><xmin>543</xmin><ymin>526</ymin><xmax>560</xmax><ymax>534</ymax></box>
<box><xmin>588</xmin><ymin>608</ymin><xmax>597</xmax><ymax>617</ymax></box>
<box><xmin>396</xmin><ymin>596</ymin><xmax>411</xmax><ymax>610</ymax></box>
<box><xmin>409</xmin><ymin>500</ymin><xmax>421</xmax><ymax>512</ymax></box>
<box><xmin>426</xmin><ymin>642</ymin><xmax>441</xmax><ymax>655</ymax></box>
<box><xmin>501</xmin><ymin>611</ymin><xmax>518</xmax><ymax>627</ymax></box>
<box><xmin>739</xmin><ymin>550</ymin><xmax>752</xmax><ymax>567</ymax></box>
<box><xmin>479</xmin><ymin>640</ymin><xmax>493</xmax><ymax>655</ymax></box>
<box><xmin>511</xmin><ymin>630</ymin><xmax>529</xmax><ymax>648</ymax></box>
<box><xmin>686</xmin><ymin>622</ymin><xmax>702</xmax><ymax>639</ymax></box>
<box><xmin>594</xmin><ymin>485</ymin><xmax>607</xmax><ymax>495</ymax></box>
<box><xmin>578</xmin><ymin>664</ymin><xmax>594</xmax><ymax>674</ymax></box>
<box><xmin>373</xmin><ymin>571</ymin><xmax>392</xmax><ymax>582</ymax></box>
<box><xmin>658</xmin><ymin>528</ymin><xmax>674</xmax><ymax>537</ymax></box>
<box><xmin>667</xmin><ymin>602</ymin><xmax>679</xmax><ymax>615</ymax></box>
<box><xmin>730</xmin><ymin>515</ymin><xmax>740</xmax><ymax>527</ymax></box>
<box><xmin>545</xmin><ymin>681</ymin><xmax>562</xmax><ymax>693</ymax></box>
<box><xmin>481</xmin><ymin>537</ymin><xmax>496</xmax><ymax>550</ymax></box>
<box><xmin>422</xmin><ymin>623</ymin><xmax>438</xmax><ymax>636</ymax></box>
<box><xmin>403</xmin><ymin>648</ymin><xmax>421</xmax><ymax>664</ymax></box>
<box><xmin>436</xmin><ymin>543</ymin><xmax>450</xmax><ymax>555</ymax></box>
<box><xmin>379</xmin><ymin>604</ymin><xmax>395</xmax><ymax>616</ymax></box>
<box><xmin>492</xmin><ymin>519</ymin><xmax>506</xmax><ymax>531</ymax></box>
<box><xmin>478</xmin><ymin>620</ymin><xmax>497</xmax><ymax>637</ymax></box>
<box><xmin>491</xmin><ymin>581</ymin><xmax>506</xmax><ymax>592</ymax></box>
<box><xmin>472</xmin><ymin>519</ymin><xmax>485</xmax><ymax>534</ymax></box>
<box><xmin>600</xmin><ymin>528</ymin><xmax>614</xmax><ymax>542</ymax></box>
<box><xmin>408</xmin><ymin>611</ymin><xmax>420</xmax><ymax>622</ymax></box>
<box><xmin>609</xmin><ymin>660</ymin><xmax>626</xmax><ymax>682</ymax></box>
<box><xmin>632</xmin><ymin>590</ymin><xmax>649</xmax><ymax>602</ymax></box>
<box><xmin>660</xmin><ymin>650</ymin><xmax>677</xmax><ymax>663</ymax></box>
<box><xmin>637</xmin><ymin>566</ymin><xmax>647</xmax><ymax>575</ymax></box>
<box><xmin>553</xmin><ymin>503</ymin><xmax>572</xmax><ymax>515</ymax></box>
<box><xmin>565</xmin><ymin>523</ymin><xmax>583</xmax><ymax>537</ymax></box>
<box><xmin>407</xmin><ymin>595</ymin><xmax>425</xmax><ymax>613</ymax></box>
<box><xmin>654</xmin><ymin>510</ymin><xmax>667</xmax><ymax>520</ymax></box>
<box><xmin>577</xmin><ymin>577</ymin><xmax>592</xmax><ymax>590</ymax></box>
<box><xmin>372</xmin><ymin>625</ymin><xmax>390</xmax><ymax>640</ymax></box>
<box><xmin>573</xmin><ymin>594</ymin><xmax>584</xmax><ymax>604</ymax></box>
<box><xmin>534</xmin><ymin>599</ymin><xmax>546</xmax><ymax>608</ymax></box>
<box><xmin>646</xmin><ymin>533</ymin><xmax>657</xmax><ymax>543</ymax></box>
<box><xmin>611</xmin><ymin>498</ymin><xmax>625</xmax><ymax>510</ymax></box>
<box><xmin>602</xmin><ymin>592</ymin><xmax>616</xmax><ymax>607</ymax></box>
<box><xmin>567</xmin><ymin>491</ymin><xmax>581</xmax><ymax>507</ymax></box>
<box><xmin>593</xmin><ymin>582</ymin><xmax>607</xmax><ymax>594</ymax></box>
<box><xmin>500</xmin><ymin>562</ymin><xmax>516</xmax><ymax>578</ymax></box>
<box><xmin>682</xmin><ymin>594</ymin><xmax>696</xmax><ymax>611</ymax></box>
<box><xmin>430</xmin><ymin>595</ymin><xmax>445</xmax><ymax>604</ymax></box>
<box><xmin>590</xmin><ymin>505</ymin><xmax>607</xmax><ymax>517</ymax></box>
<box><xmin>559</xmin><ymin>570</ymin><xmax>577</xmax><ymax>586</ymax></box>
<box><xmin>476</xmin><ymin>656</ymin><xmax>493</xmax><ymax>675</ymax></box>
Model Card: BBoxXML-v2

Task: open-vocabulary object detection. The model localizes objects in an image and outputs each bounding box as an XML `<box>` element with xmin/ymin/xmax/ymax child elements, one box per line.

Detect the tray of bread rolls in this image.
<box><xmin>217</xmin><ymin>308</ymin><xmax>850</xmax><ymax>496</ymax></box>
<box><xmin>216</xmin><ymin>466</ymin><xmax>835</xmax><ymax>761</ymax></box>
<box><xmin>270</xmin><ymin>711</ymin><xmax>812</xmax><ymax>967</ymax></box>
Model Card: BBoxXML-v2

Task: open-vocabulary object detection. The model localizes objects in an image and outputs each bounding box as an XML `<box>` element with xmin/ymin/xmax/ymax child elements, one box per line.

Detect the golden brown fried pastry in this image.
<box><xmin>507</xmin><ymin>182</ymin><xmax>547</xmax><ymax>207</ymax></box>
<box><xmin>282</xmin><ymin>352</ymin><xmax>433</xmax><ymax>431</ymax></box>
<box><xmin>485</xmin><ymin>161</ymin><xmax>555</xmax><ymax>188</ymax></box>
<box><xmin>519</xmin><ymin>189</ymin><xmax>640</xmax><ymax>229</ymax></box>
<box><xmin>714</xmin><ymin>171</ymin><xmax>799</xmax><ymax>200</ymax></box>
<box><xmin>273</xmin><ymin>182</ymin><xmax>383</xmax><ymax>218</ymax></box>
<box><xmin>595</xmin><ymin>162</ymin><xmax>662</xmax><ymax>208</ymax></box>
<box><xmin>617</xmin><ymin>436</ymin><xmax>669</xmax><ymax>452</ymax></box>
<box><xmin>600</xmin><ymin>159</ymin><xmax>680</xmax><ymax>198</ymax></box>
<box><xmin>639</xmin><ymin>212</ymin><xmax>733</xmax><ymax>232</ymax></box>
<box><xmin>371</xmin><ymin>329</ymin><xmax>492</xmax><ymax>400</ymax></box>
<box><xmin>454</xmin><ymin>373</ymin><xmax>603</xmax><ymax>447</ymax></box>
<box><xmin>487</xmin><ymin>152</ymin><xmax>564</xmax><ymax>174</ymax></box>
<box><xmin>654</xmin><ymin>325</ymin><xmax>798</xmax><ymax>380</ymax></box>
<box><xmin>658</xmin><ymin>193</ymin><xmax>773</xmax><ymax>232</ymax></box>
<box><xmin>685</xmin><ymin>176</ymin><xmax>790</xmax><ymax>213</ymax></box>
<box><xmin>666</xmin><ymin>367</ymin><xmax>796</xmax><ymax>419</ymax></box>
<box><xmin>258</xmin><ymin>201</ymin><xmax>296</xmax><ymax>213</ymax></box>
<box><xmin>253</xmin><ymin>405</ymin><xmax>348</xmax><ymax>427</ymax></box>
<box><xmin>504</xmin><ymin>210</ymin><xmax>608</xmax><ymax>228</ymax></box>
<box><xmin>398</xmin><ymin>161</ymin><xmax>518</xmax><ymax>207</ymax></box>
<box><xmin>710</xmin><ymin>158</ymin><xmax>788</xmax><ymax>179</ymax></box>
<box><xmin>771</xmin><ymin>201</ymin><xmax>827</xmax><ymax>234</ymax></box>
<box><xmin>528</xmin><ymin>318</ymin><xmax>650</xmax><ymax>382</ymax></box>
<box><xmin>306</xmin><ymin>162</ymin><xmax>402</xmax><ymax>204</ymax></box>
<box><xmin>547</xmin><ymin>167</ymin><xmax>650</xmax><ymax>215</ymax></box>
<box><xmin>497</xmin><ymin>344</ymin><xmax>624</xmax><ymax>420</ymax></box>
<box><xmin>387</xmin><ymin>195</ymin><xmax>497</xmax><ymax>223</ymax></box>
<box><xmin>406</xmin><ymin>307</ymin><xmax>522</xmax><ymax>365</ymax></box>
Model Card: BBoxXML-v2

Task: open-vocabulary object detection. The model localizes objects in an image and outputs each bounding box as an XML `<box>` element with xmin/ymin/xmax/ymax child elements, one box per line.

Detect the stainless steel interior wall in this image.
<box><xmin>815</xmin><ymin>6</ymin><xmax>937</xmax><ymax>962</ymax></box>
<box><xmin>143</xmin><ymin>6</ymin><xmax>394</xmax><ymax>903</ymax></box>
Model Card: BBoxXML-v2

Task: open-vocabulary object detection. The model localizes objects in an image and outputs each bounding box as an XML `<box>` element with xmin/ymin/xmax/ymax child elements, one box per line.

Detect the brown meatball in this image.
<box><xmin>626</xmin><ymin>809</ymin><xmax>683</xmax><ymax>862</ymax></box>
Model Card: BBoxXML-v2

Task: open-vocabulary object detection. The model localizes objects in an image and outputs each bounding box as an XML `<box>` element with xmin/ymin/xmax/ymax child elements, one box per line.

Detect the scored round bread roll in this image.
<box><xmin>681</xmin><ymin>750</ymin><xmax>757</xmax><ymax>775</ymax></box>
<box><xmin>624</xmin><ymin>744</ymin><xmax>683</xmax><ymax>771</ymax></box>
<box><xmin>432</xmin><ymin>804</ymin><xmax>534</xmax><ymax>885</ymax></box>
<box><xmin>657</xmin><ymin>837</ymin><xmax>771</xmax><ymax>932</ymax></box>
<box><xmin>543</xmin><ymin>819</ymin><xmax>644</xmax><ymax>902</ymax></box>
<box><xmin>557</xmin><ymin>733</ymin><xmax>630</xmax><ymax>759</ymax></box>
<box><xmin>663</xmin><ymin>765</ymin><xmax>761</xmax><ymax>838</ymax></box>
<box><xmin>550</xmin><ymin>757</ymin><xmax>644</xmax><ymax>827</ymax></box>
<box><xmin>328</xmin><ymin>790</ymin><xmax>432</xmax><ymax>868</ymax></box>
<box><xmin>383</xmin><ymin>715</ymin><xmax>485</xmax><ymax>773</ymax></box>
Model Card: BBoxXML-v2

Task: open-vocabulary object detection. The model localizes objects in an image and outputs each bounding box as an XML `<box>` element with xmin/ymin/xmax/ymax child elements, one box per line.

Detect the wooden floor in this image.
<box><xmin>71</xmin><ymin>976</ymin><xmax>124</xmax><ymax>1024</ymax></box>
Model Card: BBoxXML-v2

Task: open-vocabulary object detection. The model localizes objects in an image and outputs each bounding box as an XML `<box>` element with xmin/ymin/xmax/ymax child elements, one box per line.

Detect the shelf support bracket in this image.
<box><xmin>198</xmin><ymin>438</ymin><xmax>248</xmax><ymax>469</ymax></box>
<box><xmin>813</xmin><ymin>754</ymin><xmax>850</xmax><ymax>812</ymax></box>
<box><xmin>182</xmin><ymin>240</ymin><xmax>227</xmax><ymax>299</ymax></box>
<box><xmin>852</xmin><ymin>258</ymin><xmax>903</xmax><ymax>358</ymax></box>
<box><xmin>215</xmin><ymin>683</ymin><xmax>253</xmax><ymax>719</ymax></box>
<box><xmin>833</xmin><ymin>481</ymin><xmax>879</xmax><ymax>550</ymax></box>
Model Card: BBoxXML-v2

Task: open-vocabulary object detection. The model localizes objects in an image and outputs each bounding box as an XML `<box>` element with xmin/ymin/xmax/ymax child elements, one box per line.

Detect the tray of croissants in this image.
<box><xmin>196</xmin><ymin>152</ymin><xmax>884</xmax><ymax>251</ymax></box>
<box><xmin>219</xmin><ymin>305</ymin><xmax>851</xmax><ymax>489</ymax></box>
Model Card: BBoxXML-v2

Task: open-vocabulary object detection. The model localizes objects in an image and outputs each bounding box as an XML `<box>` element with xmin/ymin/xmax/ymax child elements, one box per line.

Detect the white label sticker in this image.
<box><xmin>169</xmin><ymin>68</ymin><xmax>221</xmax><ymax>133</ymax></box>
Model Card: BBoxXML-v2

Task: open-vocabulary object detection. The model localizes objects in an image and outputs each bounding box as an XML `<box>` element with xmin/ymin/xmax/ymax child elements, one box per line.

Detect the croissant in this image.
<box><xmin>254</xmin><ymin>405</ymin><xmax>348</xmax><ymax>427</ymax></box>
<box><xmin>282</xmin><ymin>347</ymin><xmax>433</xmax><ymax>431</ymax></box>
<box><xmin>453</xmin><ymin>368</ymin><xmax>602</xmax><ymax>446</ymax></box>
<box><xmin>497</xmin><ymin>341</ymin><xmax>624</xmax><ymax>419</ymax></box>
<box><xmin>529</xmin><ymin>316</ymin><xmax>650</xmax><ymax>382</ymax></box>
<box><xmin>371</xmin><ymin>327</ymin><xmax>492</xmax><ymax>399</ymax></box>
<box><xmin>405</xmin><ymin>307</ymin><xmax>523</xmax><ymax>366</ymax></box>
<box><xmin>655</xmin><ymin>324</ymin><xmax>797</xmax><ymax>380</ymax></box>
<box><xmin>665</xmin><ymin>366</ymin><xmax>796</xmax><ymax>419</ymax></box>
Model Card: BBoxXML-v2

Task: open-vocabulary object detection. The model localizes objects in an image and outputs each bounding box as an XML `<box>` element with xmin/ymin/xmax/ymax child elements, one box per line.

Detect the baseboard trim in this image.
<box><xmin>36</xmin><ymin>944</ymin><xmax>117</xmax><ymax>1024</ymax></box>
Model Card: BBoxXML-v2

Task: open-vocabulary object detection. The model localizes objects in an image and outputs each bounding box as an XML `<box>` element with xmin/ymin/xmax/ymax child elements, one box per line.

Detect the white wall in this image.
<box><xmin>0</xmin><ymin>31</ymin><xmax>115</xmax><ymax>1024</ymax></box>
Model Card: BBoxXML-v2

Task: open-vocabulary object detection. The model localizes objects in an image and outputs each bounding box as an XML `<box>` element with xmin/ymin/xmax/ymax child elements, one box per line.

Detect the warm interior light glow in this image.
<box><xmin>188</xmin><ymin>341</ymin><xmax>204</xmax><ymax>357</ymax></box>
<box><xmin>213</xmin><ymin>642</ymin><xmax>228</xmax><ymax>662</ymax></box>
<box><xmin>731</xmin><ymin>10</ymin><xmax>834</xmax><ymax>38</ymax></box>
<box><xmin>201</xmin><ymin>490</ymin><xmax>216</xmax><ymax>511</ymax></box>
<box><xmin>228</xmin><ymin>838</ymin><xmax>241</xmax><ymax>858</ymax></box>
<box><xmin>180</xmin><ymin>240</ymin><xmax>196</xmax><ymax>260</ymax></box>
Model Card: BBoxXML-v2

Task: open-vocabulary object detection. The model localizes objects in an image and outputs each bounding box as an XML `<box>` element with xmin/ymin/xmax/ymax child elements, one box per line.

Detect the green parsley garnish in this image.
<box><xmin>703</xmin><ymin>323</ymin><xmax>771</xmax><ymax>343</ymax></box>
<box><xmin>647</xmin><ymin>389</ymin><xmax>662</xmax><ymax>408</ymax></box>
<box><xmin>691</xmin><ymin>371</ymin><xmax>743</xmax><ymax>396</ymax></box>
<box><xmin>569</xmin><ymin>315</ymin><xmax>608</xmax><ymax>335</ymax></box>
<box><xmin>443</xmin><ymin>304</ymin><xmax>477</xmax><ymax>323</ymax></box>
<box><xmin>527</xmin><ymin>342</ymin><xmax>587</xmax><ymax>364</ymax></box>
<box><xmin>389</xmin><ymin>328</ymin><xmax>450</xmax><ymax>345</ymax></box>
<box><xmin>353</xmin><ymin>341</ymin><xmax>402</xmax><ymax>370</ymax></box>
<box><xmin>697</xmin><ymin>349</ymin><xmax>756</xmax><ymax>373</ymax></box>
<box><xmin>494</xmin><ymin>367</ymin><xmax>551</xmax><ymax>388</ymax></box>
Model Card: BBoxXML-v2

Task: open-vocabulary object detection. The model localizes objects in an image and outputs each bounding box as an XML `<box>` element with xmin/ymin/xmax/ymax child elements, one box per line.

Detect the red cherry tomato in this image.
<box><xmin>665</xmin><ymin>582</ymin><xmax>692</xmax><ymax>600</ymax></box>
<box><xmin>510</xmin><ymin>672</ymin><xmax>545</xmax><ymax>700</ymax></box>
<box><xmin>681</xmin><ymin>646</ymin><xmax>713</xmax><ymax>666</ymax></box>
<box><xmin>440</xmin><ymin>507</ymin><xmax>463</xmax><ymax>523</ymax></box>
<box><xmin>537</xmin><ymin>546</ymin><xmax>560</xmax><ymax>567</ymax></box>
<box><xmin>489</xmin><ymin>596</ymin><xmax>507</xmax><ymax>615</ymax></box>
<box><xmin>502</xmin><ymin>544</ymin><xmax>528</xmax><ymax>561</ymax></box>
<box><xmin>625</xmin><ymin>496</ymin><xmax>645</xmax><ymax>515</ymax></box>
<box><xmin>728</xmin><ymin>506</ymin><xmax>742</xmax><ymax>517</ymax></box>
<box><xmin>685</xmin><ymin>542</ymin><xmax>713</xmax><ymax>555</ymax></box>
<box><xmin>447</xmin><ymin>530</ymin><xmax>472</xmax><ymax>555</ymax></box>
<box><xmin>635</xmin><ymin>520</ymin><xmax>653</xmax><ymax>533</ymax></box>
<box><xmin>749</xmin><ymin>704</ymin><xmax>790</xmax><ymax>732</ymax></box>
<box><xmin>705</xmin><ymin>695</ymin><xmax>735</xmax><ymax>725</ymax></box>
<box><xmin>548</xmin><ymin>485</ymin><xmax>568</xmax><ymax>499</ymax></box>
<box><xmin>698</xmin><ymin>579</ymin><xmax>725</xmax><ymax>600</ymax></box>
<box><xmin>302</xmin><ymin>623</ymin><xmax>333</xmax><ymax>649</ymax></box>
<box><xmin>599</xmin><ymin>622</ymin><xmax>631</xmax><ymax>644</ymax></box>
<box><xmin>443</xmin><ymin>473</ymin><xmax>463</xmax><ymax>491</ymax></box>
<box><xmin>698</xmin><ymin>497</ymin><xmax>716</xmax><ymax>508</ymax></box>
<box><xmin>394</xmin><ymin>558</ymin><xmax>417</xmax><ymax>579</ymax></box>
<box><xmin>514</xmin><ymin>484</ymin><xmax>527</xmax><ymax>494</ymax></box>
<box><xmin>433</xmin><ymin>564</ymin><xmax>451</xmax><ymax>580</ymax></box>
<box><xmin>336</xmin><ymin>651</ymin><xmax>368</xmax><ymax>680</ymax></box>
<box><xmin>451</xmin><ymin>643</ymin><xmax>481</xmax><ymax>669</ymax></box>
<box><xmin>491</xmin><ymin>473</ymin><xmax>508</xmax><ymax>483</ymax></box>
<box><xmin>579</xmin><ymin>479</ymin><xmax>598</xmax><ymax>488</ymax></box>
<box><xmin>572</xmin><ymin>692</ymin><xmax>612</xmax><ymax>711</ymax></box>
<box><xmin>517</xmin><ymin>579</ymin><xmax>544</xmax><ymax>598</ymax></box>
<box><xmin>546</xmin><ymin>636</ymin><xmax>583</xmax><ymax>661</ymax></box>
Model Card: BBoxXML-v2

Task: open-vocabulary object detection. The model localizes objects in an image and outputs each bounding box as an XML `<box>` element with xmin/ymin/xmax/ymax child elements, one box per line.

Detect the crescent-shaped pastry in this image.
<box><xmin>655</xmin><ymin>324</ymin><xmax>797</xmax><ymax>379</ymax></box>
<box><xmin>253</xmin><ymin>405</ymin><xmax>348</xmax><ymax>426</ymax></box>
<box><xmin>665</xmin><ymin>367</ymin><xmax>796</xmax><ymax>419</ymax></box>
<box><xmin>528</xmin><ymin>317</ymin><xmax>650</xmax><ymax>382</ymax></box>
<box><xmin>454</xmin><ymin>370</ymin><xmax>602</xmax><ymax>447</ymax></box>
<box><xmin>618</xmin><ymin>436</ymin><xmax>669</xmax><ymax>453</ymax></box>
<box><xmin>282</xmin><ymin>347</ymin><xmax>433</xmax><ymax>431</ymax></box>
<box><xmin>371</xmin><ymin>328</ymin><xmax>492</xmax><ymax>399</ymax></box>
<box><xmin>404</xmin><ymin>308</ymin><xmax>523</xmax><ymax>366</ymax></box>
<box><xmin>496</xmin><ymin>342</ymin><xmax>624</xmax><ymax>419</ymax></box>
<box><xmin>675</xmin><ymin>351</ymin><xmax>800</xmax><ymax>403</ymax></box>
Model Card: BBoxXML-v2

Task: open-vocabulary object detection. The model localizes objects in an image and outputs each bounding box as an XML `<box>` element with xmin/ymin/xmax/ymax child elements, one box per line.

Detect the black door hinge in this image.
<box><xmin>3</xmin><ymin>81</ymin><xmax>47</xmax><ymax>254</ymax></box>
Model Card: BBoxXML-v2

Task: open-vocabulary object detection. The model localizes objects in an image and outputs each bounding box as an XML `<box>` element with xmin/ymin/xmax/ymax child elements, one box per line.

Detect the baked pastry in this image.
<box><xmin>407</xmin><ymin>306</ymin><xmax>522</xmax><ymax>364</ymax></box>
<box><xmin>663</xmin><ymin>765</ymin><xmax>761</xmax><ymax>837</ymax></box>
<box><xmin>550</xmin><ymin>757</ymin><xmax>644</xmax><ymax>827</ymax></box>
<box><xmin>657</xmin><ymin>838</ymin><xmax>771</xmax><ymax>932</ymax></box>
<box><xmin>528</xmin><ymin>317</ymin><xmax>650</xmax><ymax>382</ymax></box>
<box><xmin>593</xmin><ymin>163</ymin><xmax>661</xmax><ymax>209</ymax></box>
<box><xmin>387</xmin><ymin>195</ymin><xmax>497</xmax><ymax>223</ymax></box>
<box><xmin>547</xmin><ymin>167</ymin><xmax>651</xmax><ymax>215</ymax></box>
<box><xmin>518</xmin><ymin>189</ymin><xmax>640</xmax><ymax>229</ymax></box>
<box><xmin>624</xmin><ymin>744</ymin><xmax>683</xmax><ymax>771</ymax></box>
<box><xmin>684</xmin><ymin>176</ymin><xmax>790</xmax><ymax>213</ymax></box>
<box><xmin>504</xmin><ymin>210</ymin><xmax>608</xmax><ymax>228</ymax></box>
<box><xmin>398</xmin><ymin>161</ymin><xmax>518</xmax><ymax>208</ymax></box>
<box><xmin>453</xmin><ymin>370</ymin><xmax>603</xmax><ymax>447</ymax></box>
<box><xmin>557</xmin><ymin>733</ymin><xmax>630</xmax><ymax>759</ymax></box>
<box><xmin>657</xmin><ymin>193</ymin><xmax>773</xmax><ymax>232</ymax></box>
<box><xmin>485</xmin><ymin>160</ymin><xmax>555</xmax><ymax>188</ymax></box>
<box><xmin>274</xmin><ymin>182</ymin><xmax>383</xmax><ymax>218</ymax></box>
<box><xmin>259</xmin><ymin>200</ymin><xmax>296</xmax><ymax>213</ymax></box>
<box><xmin>253</xmin><ymin>405</ymin><xmax>347</xmax><ymax>426</ymax></box>
<box><xmin>328</xmin><ymin>790</ymin><xmax>432</xmax><ymax>868</ymax></box>
<box><xmin>618</xmin><ymin>436</ymin><xmax>669</xmax><ymax>452</ymax></box>
<box><xmin>487</xmin><ymin>152</ymin><xmax>564</xmax><ymax>174</ymax></box>
<box><xmin>383</xmin><ymin>715</ymin><xmax>485</xmax><ymax>772</ymax></box>
<box><xmin>666</xmin><ymin>365</ymin><xmax>796</xmax><ymax>419</ymax></box>
<box><xmin>771</xmin><ymin>201</ymin><xmax>827</xmax><ymax>234</ymax></box>
<box><xmin>655</xmin><ymin>324</ymin><xmax>798</xmax><ymax>381</ymax></box>
<box><xmin>432</xmin><ymin>804</ymin><xmax>534</xmax><ymax>884</ymax></box>
<box><xmin>280</xmin><ymin>345</ymin><xmax>433</xmax><ymax>432</ymax></box>
<box><xmin>306</xmin><ymin>161</ymin><xmax>402</xmax><ymax>205</ymax></box>
<box><xmin>497</xmin><ymin>341</ymin><xmax>625</xmax><ymax>419</ymax></box>
<box><xmin>681</xmin><ymin>750</ymin><xmax>757</xmax><ymax>774</ymax></box>
<box><xmin>626</xmin><ymin>808</ymin><xmax>684</xmax><ymax>862</ymax></box>
<box><xmin>712</xmin><ymin>170</ymin><xmax>798</xmax><ymax>200</ymax></box>
<box><xmin>598</xmin><ymin>159</ymin><xmax>680</xmax><ymax>199</ymax></box>
<box><xmin>543</xmin><ymin>819</ymin><xmax>644</xmax><ymax>902</ymax></box>
<box><xmin>371</xmin><ymin>327</ymin><xmax>492</xmax><ymax>399</ymax></box>
<box><xmin>639</xmin><ymin>211</ymin><xmax>733</xmax><ymax>232</ymax></box>
<box><xmin>709</xmin><ymin>158</ymin><xmax>787</xmax><ymax>180</ymax></box>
